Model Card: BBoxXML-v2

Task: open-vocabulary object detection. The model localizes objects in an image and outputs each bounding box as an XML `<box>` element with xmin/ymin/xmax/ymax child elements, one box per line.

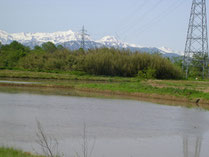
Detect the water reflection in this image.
<box><xmin>183</xmin><ymin>136</ymin><xmax>202</xmax><ymax>157</ymax></box>
<box><xmin>181</xmin><ymin>108</ymin><xmax>206</xmax><ymax>157</ymax></box>
<box><xmin>0</xmin><ymin>80</ymin><xmax>39</xmax><ymax>84</ymax></box>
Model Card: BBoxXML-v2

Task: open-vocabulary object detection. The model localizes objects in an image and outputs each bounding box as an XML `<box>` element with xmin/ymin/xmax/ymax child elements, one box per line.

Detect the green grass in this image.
<box><xmin>156</xmin><ymin>80</ymin><xmax>209</xmax><ymax>88</ymax></box>
<box><xmin>0</xmin><ymin>147</ymin><xmax>44</xmax><ymax>157</ymax></box>
<box><xmin>1</xmin><ymin>69</ymin><xmax>209</xmax><ymax>102</ymax></box>
<box><xmin>0</xmin><ymin>69</ymin><xmax>137</xmax><ymax>82</ymax></box>
<box><xmin>78</xmin><ymin>82</ymin><xmax>209</xmax><ymax>100</ymax></box>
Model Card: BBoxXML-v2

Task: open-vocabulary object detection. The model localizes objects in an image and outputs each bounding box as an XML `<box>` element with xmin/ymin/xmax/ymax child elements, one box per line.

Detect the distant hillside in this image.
<box><xmin>0</xmin><ymin>29</ymin><xmax>181</xmax><ymax>57</ymax></box>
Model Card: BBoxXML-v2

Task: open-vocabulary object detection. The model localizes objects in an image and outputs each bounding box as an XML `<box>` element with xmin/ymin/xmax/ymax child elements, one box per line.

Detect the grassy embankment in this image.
<box><xmin>0</xmin><ymin>147</ymin><xmax>44</xmax><ymax>157</ymax></box>
<box><xmin>1</xmin><ymin>69</ymin><xmax>209</xmax><ymax>109</ymax></box>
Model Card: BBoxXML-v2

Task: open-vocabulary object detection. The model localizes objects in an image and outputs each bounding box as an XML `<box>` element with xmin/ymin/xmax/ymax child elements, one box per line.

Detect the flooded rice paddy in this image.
<box><xmin>0</xmin><ymin>86</ymin><xmax>209</xmax><ymax>157</ymax></box>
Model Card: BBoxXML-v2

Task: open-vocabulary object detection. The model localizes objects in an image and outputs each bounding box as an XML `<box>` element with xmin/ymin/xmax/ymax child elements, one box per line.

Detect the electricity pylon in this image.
<box><xmin>183</xmin><ymin>0</ymin><xmax>208</xmax><ymax>79</ymax></box>
<box><xmin>80</xmin><ymin>25</ymin><xmax>89</xmax><ymax>50</ymax></box>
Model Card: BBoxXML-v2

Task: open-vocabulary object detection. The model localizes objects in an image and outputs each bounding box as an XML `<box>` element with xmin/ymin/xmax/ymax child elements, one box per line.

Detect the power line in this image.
<box><xmin>116</xmin><ymin>0</ymin><xmax>150</xmax><ymax>31</ymax></box>
<box><xmin>132</xmin><ymin>0</ymin><xmax>186</xmax><ymax>36</ymax></box>
<box><xmin>118</xmin><ymin>0</ymin><xmax>166</xmax><ymax>35</ymax></box>
<box><xmin>117</xmin><ymin>0</ymin><xmax>186</xmax><ymax>46</ymax></box>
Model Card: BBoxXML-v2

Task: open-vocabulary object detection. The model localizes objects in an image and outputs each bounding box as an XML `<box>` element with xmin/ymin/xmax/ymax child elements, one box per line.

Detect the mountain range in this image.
<box><xmin>0</xmin><ymin>29</ymin><xmax>181</xmax><ymax>57</ymax></box>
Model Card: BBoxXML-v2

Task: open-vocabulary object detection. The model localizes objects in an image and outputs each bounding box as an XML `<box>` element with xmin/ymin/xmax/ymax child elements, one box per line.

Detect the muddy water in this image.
<box><xmin>0</xmin><ymin>87</ymin><xmax>209</xmax><ymax>157</ymax></box>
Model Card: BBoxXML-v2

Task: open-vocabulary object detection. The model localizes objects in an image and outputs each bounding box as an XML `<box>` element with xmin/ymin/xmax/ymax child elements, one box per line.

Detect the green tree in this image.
<box><xmin>10</xmin><ymin>41</ymin><xmax>30</xmax><ymax>51</ymax></box>
<box><xmin>34</xmin><ymin>45</ymin><xmax>42</xmax><ymax>51</ymax></box>
<box><xmin>188</xmin><ymin>53</ymin><xmax>208</xmax><ymax>78</ymax></box>
<box><xmin>0</xmin><ymin>41</ymin><xmax>29</xmax><ymax>68</ymax></box>
<box><xmin>41</xmin><ymin>42</ymin><xmax>57</xmax><ymax>53</ymax></box>
<box><xmin>57</xmin><ymin>44</ymin><xmax>64</xmax><ymax>50</ymax></box>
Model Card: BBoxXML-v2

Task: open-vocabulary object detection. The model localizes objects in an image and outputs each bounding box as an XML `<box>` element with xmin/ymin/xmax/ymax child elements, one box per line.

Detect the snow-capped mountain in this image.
<box><xmin>0</xmin><ymin>29</ymin><xmax>83</xmax><ymax>45</ymax></box>
<box><xmin>0</xmin><ymin>29</ymin><xmax>181</xmax><ymax>57</ymax></box>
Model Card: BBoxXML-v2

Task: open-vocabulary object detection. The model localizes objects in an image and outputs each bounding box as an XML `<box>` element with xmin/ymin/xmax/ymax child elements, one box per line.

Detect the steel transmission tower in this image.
<box><xmin>183</xmin><ymin>0</ymin><xmax>208</xmax><ymax>79</ymax></box>
<box><xmin>80</xmin><ymin>25</ymin><xmax>89</xmax><ymax>50</ymax></box>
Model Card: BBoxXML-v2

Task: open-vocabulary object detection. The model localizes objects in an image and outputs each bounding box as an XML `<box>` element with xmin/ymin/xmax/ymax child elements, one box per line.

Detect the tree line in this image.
<box><xmin>0</xmin><ymin>41</ymin><xmax>183</xmax><ymax>79</ymax></box>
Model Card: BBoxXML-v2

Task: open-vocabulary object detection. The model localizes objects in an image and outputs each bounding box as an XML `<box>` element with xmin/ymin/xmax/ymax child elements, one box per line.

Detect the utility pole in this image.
<box><xmin>80</xmin><ymin>25</ymin><xmax>89</xmax><ymax>50</ymax></box>
<box><xmin>183</xmin><ymin>0</ymin><xmax>208</xmax><ymax>79</ymax></box>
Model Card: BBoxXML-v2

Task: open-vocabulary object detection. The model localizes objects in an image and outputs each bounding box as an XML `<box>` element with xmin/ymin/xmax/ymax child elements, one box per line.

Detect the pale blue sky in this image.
<box><xmin>0</xmin><ymin>0</ymin><xmax>208</xmax><ymax>52</ymax></box>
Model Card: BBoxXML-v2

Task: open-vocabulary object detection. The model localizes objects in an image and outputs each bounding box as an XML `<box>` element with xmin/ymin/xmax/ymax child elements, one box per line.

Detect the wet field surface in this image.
<box><xmin>0</xmin><ymin>87</ymin><xmax>209</xmax><ymax>157</ymax></box>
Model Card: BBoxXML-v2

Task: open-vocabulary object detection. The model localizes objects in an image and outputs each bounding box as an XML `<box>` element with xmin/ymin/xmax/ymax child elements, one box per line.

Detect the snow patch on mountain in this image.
<box><xmin>97</xmin><ymin>36</ymin><xmax>130</xmax><ymax>48</ymax></box>
<box><xmin>159</xmin><ymin>46</ymin><xmax>183</xmax><ymax>55</ymax></box>
<box><xmin>159</xmin><ymin>47</ymin><xmax>174</xmax><ymax>54</ymax></box>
